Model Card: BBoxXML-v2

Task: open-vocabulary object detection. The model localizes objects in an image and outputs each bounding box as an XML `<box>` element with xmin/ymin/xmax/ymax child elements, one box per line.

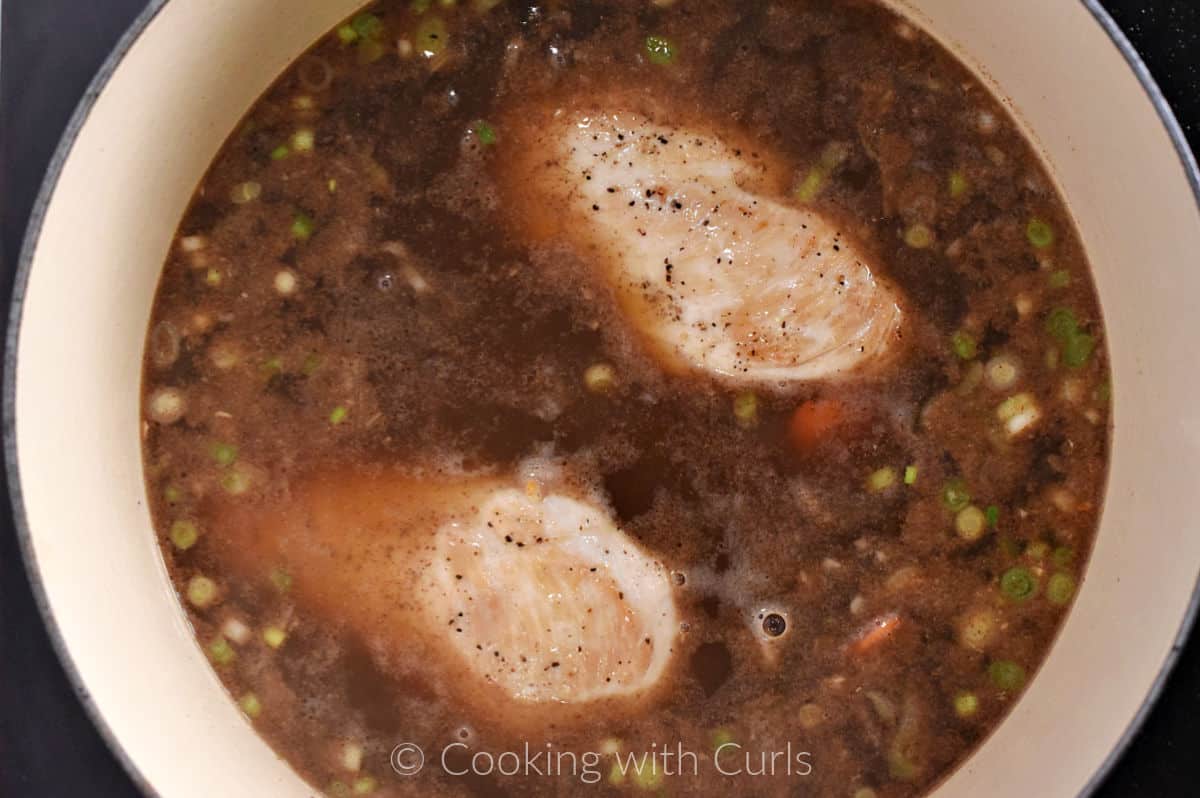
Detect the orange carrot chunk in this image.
<box><xmin>788</xmin><ymin>398</ymin><xmax>845</xmax><ymax>451</ymax></box>
<box><xmin>849</xmin><ymin>612</ymin><xmax>902</xmax><ymax>656</ymax></box>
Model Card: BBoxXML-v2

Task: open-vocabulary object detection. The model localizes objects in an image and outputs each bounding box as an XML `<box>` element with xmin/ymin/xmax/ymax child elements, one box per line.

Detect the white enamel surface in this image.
<box><xmin>10</xmin><ymin>1</ymin><xmax>362</xmax><ymax>796</ymax></box>
<box><xmin>891</xmin><ymin>2</ymin><xmax>1200</xmax><ymax>796</ymax></box>
<box><xmin>9</xmin><ymin>2</ymin><xmax>1200</xmax><ymax>798</ymax></box>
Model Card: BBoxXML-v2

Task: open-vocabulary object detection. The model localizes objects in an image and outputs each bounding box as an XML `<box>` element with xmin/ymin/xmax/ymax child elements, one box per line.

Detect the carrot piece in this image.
<box><xmin>849</xmin><ymin>612</ymin><xmax>902</xmax><ymax>656</ymax></box>
<box><xmin>788</xmin><ymin>398</ymin><xmax>845</xmax><ymax>451</ymax></box>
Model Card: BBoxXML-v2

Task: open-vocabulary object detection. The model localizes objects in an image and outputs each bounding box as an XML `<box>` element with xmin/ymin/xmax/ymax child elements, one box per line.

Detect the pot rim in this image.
<box><xmin>4</xmin><ymin>2</ymin><xmax>1198</xmax><ymax>797</ymax></box>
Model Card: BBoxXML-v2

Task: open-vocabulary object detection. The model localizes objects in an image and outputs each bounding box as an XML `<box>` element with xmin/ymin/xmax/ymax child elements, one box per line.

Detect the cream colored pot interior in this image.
<box><xmin>10</xmin><ymin>1</ymin><xmax>1200</xmax><ymax>796</ymax></box>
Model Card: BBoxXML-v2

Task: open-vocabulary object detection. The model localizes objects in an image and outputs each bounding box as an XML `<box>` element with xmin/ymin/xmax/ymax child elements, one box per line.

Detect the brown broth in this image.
<box><xmin>140</xmin><ymin>2</ymin><xmax>1111</xmax><ymax>796</ymax></box>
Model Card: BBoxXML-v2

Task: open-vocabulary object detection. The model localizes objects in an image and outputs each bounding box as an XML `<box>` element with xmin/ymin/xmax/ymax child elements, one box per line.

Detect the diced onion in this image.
<box><xmin>149</xmin><ymin>321</ymin><xmax>180</xmax><ymax>368</ymax></box>
<box><xmin>230</xmin><ymin>181</ymin><xmax>262</xmax><ymax>204</ymax></box>
<box><xmin>221</xmin><ymin>617</ymin><xmax>252</xmax><ymax>645</ymax></box>
<box><xmin>148</xmin><ymin>387</ymin><xmax>186</xmax><ymax>424</ymax></box>
<box><xmin>996</xmin><ymin>392</ymin><xmax>1040</xmax><ymax>437</ymax></box>
<box><xmin>339</xmin><ymin>741</ymin><xmax>364</xmax><ymax>773</ymax></box>
<box><xmin>583</xmin><ymin>363</ymin><xmax>617</xmax><ymax>394</ymax></box>
<box><xmin>985</xmin><ymin>355</ymin><xmax>1020</xmax><ymax>391</ymax></box>
<box><xmin>274</xmin><ymin>269</ymin><xmax>298</xmax><ymax>295</ymax></box>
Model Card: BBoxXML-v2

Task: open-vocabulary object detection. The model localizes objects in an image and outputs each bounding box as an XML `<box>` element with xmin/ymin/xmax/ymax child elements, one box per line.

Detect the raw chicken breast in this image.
<box><xmin>211</xmin><ymin>470</ymin><xmax>678</xmax><ymax>714</ymax></box>
<box><xmin>502</xmin><ymin>105</ymin><xmax>905</xmax><ymax>384</ymax></box>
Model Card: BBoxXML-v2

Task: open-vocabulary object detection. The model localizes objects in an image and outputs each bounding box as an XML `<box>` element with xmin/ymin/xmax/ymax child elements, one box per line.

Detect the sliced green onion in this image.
<box><xmin>1045</xmin><ymin>307</ymin><xmax>1079</xmax><ymax>340</ymax></box>
<box><xmin>904</xmin><ymin>223</ymin><xmax>934</xmax><ymax>249</ymax></box>
<box><xmin>352</xmin><ymin>776</ymin><xmax>378</xmax><ymax>795</ymax></box>
<box><xmin>209</xmin><ymin>636</ymin><xmax>236</xmax><ymax>665</ymax></box>
<box><xmin>187</xmin><ymin>575</ymin><xmax>218</xmax><ymax>608</ymax></box>
<box><xmin>631</xmin><ymin>760</ymin><xmax>663</xmax><ymax>790</ymax></box>
<box><xmin>164</xmin><ymin>484</ymin><xmax>183</xmax><ymax>504</ymax></box>
<box><xmin>903</xmin><ymin>465</ymin><xmax>918</xmax><ymax>485</ymax></box>
<box><xmin>985</xmin><ymin>505</ymin><xmax>999</xmax><ymax>528</ymax></box>
<box><xmin>644</xmin><ymin>34</ymin><xmax>676</xmax><ymax>65</ymax></box>
<box><xmin>261</xmin><ymin>356</ymin><xmax>284</xmax><ymax>377</ymax></box>
<box><xmin>955</xmin><ymin>505</ymin><xmax>987</xmax><ymax>541</ymax></box>
<box><xmin>818</xmin><ymin>141</ymin><xmax>851</xmax><ymax>171</ymax></box>
<box><xmin>269</xmin><ymin>567</ymin><xmax>293</xmax><ymax>593</ymax></box>
<box><xmin>1026</xmin><ymin>218</ymin><xmax>1055</xmax><ymax>249</ymax></box>
<box><xmin>794</xmin><ymin>169</ymin><xmax>824</xmax><ymax>203</ymax></box>
<box><xmin>1000</xmin><ymin>566</ymin><xmax>1037</xmax><ymax>601</ymax></box>
<box><xmin>204</xmin><ymin>268</ymin><xmax>222</xmax><ymax>287</ymax></box>
<box><xmin>953</xmin><ymin>691</ymin><xmax>979</xmax><ymax>718</ymax></box>
<box><xmin>866</xmin><ymin>467</ymin><xmax>897</xmax><ymax>493</ymax></box>
<box><xmin>733</xmin><ymin>391</ymin><xmax>759</xmax><ymax>428</ymax></box>
<box><xmin>949</xmin><ymin>170</ymin><xmax>970</xmax><ymax>199</ymax></box>
<box><xmin>1052</xmin><ymin>546</ymin><xmax>1076</xmax><ymax>569</ymax></box>
<box><xmin>474</xmin><ymin>120</ymin><xmax>498</xmax><ymax>146</ymax></box>
<box><xmin>211</xmin><ymin>442</ymin><xmax>238</xmax><ymax>467</ymax></box>
<box><xmin>358</xmin><ymin>38</ymin><xmax>387</xmax><ymax>64</ymax></box>
<box><xmin>239</xmin><ymin>692</ymin><xmax>262</xmax><ymax>718</ymax></box>
<box><xmin>988</xmin><ymin>659</ymin><xmax>1026</xmax><ymax>691</ymax></box>
<box><xmin>270</xmin><ymin>144</ymin><xmax>290</xmax><ymax>161</ymax></box>
<box><xmin>330</xmin><ymin>405</ymin><xmax>349</xmax><ymax>425</ymax></box>
<box><xmin>1025</xmin><ymin>540</ymin><xmax>1050</xmax><ymax>560</ymax></box>
<box><xmin>1048</xmin><ymin>269</ymin><xmax>1071</xmax><ymax>289</ymax></box>
<box><xmin>711</xmin><ymin>728</ymin><xmax>735</xmax><ymax>750</ymax></box>
<box><xmin>411</xmin><ymin>0</ymin><xmax>433</xmax><ymax>12</ymax></box>
<box><xmin>887</xmin><ymin>745</ymin><xmax>918</xmax><ymax>781</ymax></box>
<box><xmin>951</xmin><ymin>330</ymin><xmax>977</xmax><ymax>360</ymax></box>
<box><xmin>648</xmin><ymin>33</ymin><xmax>676</xmax><ymax>64</ymax></box>
<box><xmin>337</xmin><ymin>24</ymin><xmax>359</xmax><ymax>45</ymax></box>
<box><xmin>415</xmin><ymin>17</ymin><xmax>448</xmax><ymax>57</ymax></box>
<box><xmin>291</xmin><ymin>128</ymin><xmax>315</xmax><ymax>152</ymax></box>
<box><xmin>1046</xmin><ymin>572</ymin><xmax>1077</xmax><ymax>605</ymax></box>
<box><xmin>942</xmin><ymin>479</ymin><xmax>971</xmax><ymax>512</ymax></box>
<box><xmin>230</xmin><ymin>181</ymin><xmax>262</xmax><ymax>204</ymax></box>
<box><xmin>1063</xmin><ymin>331</ymin><xmax>1095</xmax><ymax>369</ymax></box>
<box><xmin>292</xmin><ymin>213</ymin><xmax>316</xmax><ymax>241</ymax></box>
<box><xmin>263</xmin><ymin>626</ymin><xmax>288</xmax><ymax>648</ymax></box>
<box><xmin>170</xmin><ymin>519</ymin><xmax>199</xmax><ymax>550</ymax></box>
<box><xmin>351</xmin><ymin>13</ymin><xmax>384</xmax><ymax>40</ymax></box>
<box><xmin>221</xmin><ymin>466</ymin><xmax>253</xmax><ymax>496</ymax></box>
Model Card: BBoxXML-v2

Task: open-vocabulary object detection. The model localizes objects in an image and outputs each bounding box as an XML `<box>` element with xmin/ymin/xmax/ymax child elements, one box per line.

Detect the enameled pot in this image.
<box><xmin>7</xmin><ymin>1</ymin><xmax>1200</xmax><ymax>795</ymax></box>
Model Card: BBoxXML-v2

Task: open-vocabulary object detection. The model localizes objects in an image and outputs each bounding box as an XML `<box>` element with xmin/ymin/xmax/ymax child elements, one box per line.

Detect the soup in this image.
<box><xmin>139</xmin><ymin>1</ymin><xmax>1111</xmax><ymax>795</ymax></box>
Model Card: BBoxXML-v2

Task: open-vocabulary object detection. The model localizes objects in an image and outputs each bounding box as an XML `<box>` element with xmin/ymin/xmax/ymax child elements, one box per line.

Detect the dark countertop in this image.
<box><xmin>1</xmin><ymin>2</ymin><xmax>1198</xmax><ymax>796</ymax></box>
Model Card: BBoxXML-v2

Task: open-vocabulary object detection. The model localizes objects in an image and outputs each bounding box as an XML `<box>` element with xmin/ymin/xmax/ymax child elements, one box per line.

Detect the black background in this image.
<box><xmin>1</xmin><ymin>1</ymin><xmax>1198</xmax><ymax>796</ymax></box>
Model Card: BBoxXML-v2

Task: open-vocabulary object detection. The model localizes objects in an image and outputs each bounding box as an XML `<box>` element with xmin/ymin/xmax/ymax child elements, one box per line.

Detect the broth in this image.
<box><xmin>140</xmin><ymin>2</ymin><xmax>1111</xmax><ymax>796</ymax></box>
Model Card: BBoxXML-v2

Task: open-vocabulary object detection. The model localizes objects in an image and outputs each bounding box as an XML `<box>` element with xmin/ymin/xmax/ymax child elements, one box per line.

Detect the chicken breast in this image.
<box><xmin>210</xmin><ymin>469</ymin><xmax>678</xmax><ymax>716</ymax></box>
<box><xmin>501</xmin><ymin>105</ymin><xmax>905</xmax><ymax>384</ymax></box>
<box><xmin>427</xmin><ymin>486</ymin><xmax>677</xmax><ymax>703</ymax></box>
